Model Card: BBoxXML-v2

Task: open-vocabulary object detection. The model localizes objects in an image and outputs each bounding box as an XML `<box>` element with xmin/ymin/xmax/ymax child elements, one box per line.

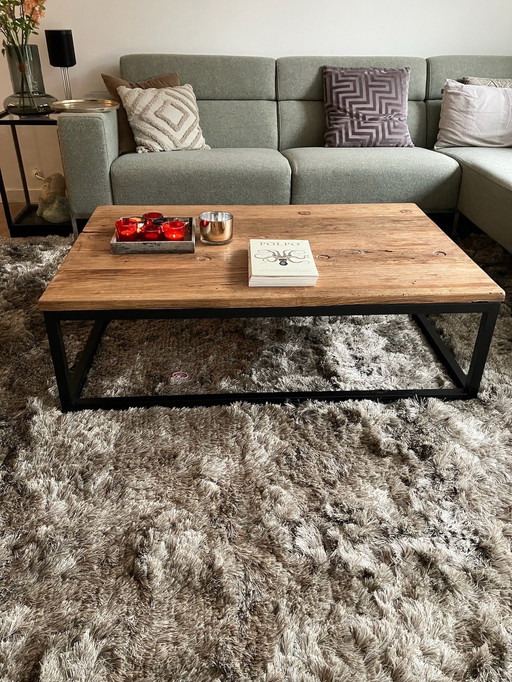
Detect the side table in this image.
<box><xmin>0</xmin><ymin>110</ymin><xmax>76</xmax><ymax>238</ymax></box>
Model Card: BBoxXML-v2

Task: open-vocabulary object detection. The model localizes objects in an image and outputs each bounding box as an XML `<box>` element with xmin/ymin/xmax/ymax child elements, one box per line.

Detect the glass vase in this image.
<box><xmin>3</xmin><ymin>44</ymin><xmax>56</xmax><ymax>117</ymax></box>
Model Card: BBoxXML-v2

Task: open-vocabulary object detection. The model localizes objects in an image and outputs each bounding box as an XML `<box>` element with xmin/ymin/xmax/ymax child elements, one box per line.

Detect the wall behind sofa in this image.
<box><xmin>1</xmin><ymin>0</ymin><xmax>512</xmax><ymax>202</ymax></box>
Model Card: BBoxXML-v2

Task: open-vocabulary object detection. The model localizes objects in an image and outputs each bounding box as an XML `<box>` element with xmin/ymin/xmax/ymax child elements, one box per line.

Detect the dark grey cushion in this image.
<box><xmin>323</xmin><ymin>66</ymin><xmax>414</xmax><ymax>148</ymax></box>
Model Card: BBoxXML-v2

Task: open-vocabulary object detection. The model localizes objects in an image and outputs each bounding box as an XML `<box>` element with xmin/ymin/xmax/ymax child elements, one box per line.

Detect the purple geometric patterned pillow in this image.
<box><xmin>323</xmin><ymin>66</ymin><xmax>414</xmax><ymax>148</ymax></box>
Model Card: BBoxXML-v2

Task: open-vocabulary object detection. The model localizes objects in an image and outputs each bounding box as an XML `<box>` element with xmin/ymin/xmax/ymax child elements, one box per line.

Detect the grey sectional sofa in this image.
<box><xmin>57</xmin><ymin>54</ymin><xmax>512</xmax><ymax>253</ymax></box>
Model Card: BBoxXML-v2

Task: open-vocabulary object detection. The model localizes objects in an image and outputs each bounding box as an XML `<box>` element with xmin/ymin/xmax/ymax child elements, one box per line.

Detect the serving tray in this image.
<box><xmin>51</xmin><ymin>99</ymin><xmax>120</xmax><ymax>113</ymax></box>
<box><xmin>110</xmin><ymin>217</ymin><xmax>195</xmax><ymax>253</ymax></box>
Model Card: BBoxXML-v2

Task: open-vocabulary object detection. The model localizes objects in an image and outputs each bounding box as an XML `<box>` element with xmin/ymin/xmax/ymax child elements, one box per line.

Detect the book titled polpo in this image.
<box><xmin>248</xmin><ymin>239</ymin><xmax>319</xmax><ymax>287</ymax></box>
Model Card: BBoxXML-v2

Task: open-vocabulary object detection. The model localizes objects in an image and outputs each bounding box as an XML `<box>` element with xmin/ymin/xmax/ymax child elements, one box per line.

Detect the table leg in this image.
<box><xmin>44</xmin><ymin>313</ymin><xmax>74</xmax><ymax>411</ymax></box>
<box><xmin>70</xmin><ymin>212</ymin><xmax>79</xmax><ymax>238</ymax></box>
<box><xmin>0</xmin><ymin>166</ymin><xmax>14</xmax><ymax>232</ymax></box>
<box><xmin>44</xmin><ymin>313</ymin><xmax>108</xmax><ymax>411</ymax></box>
<box><xmin>465</xmin><ymin>304</ymin><xmax>500</xmax><ymax>397</ymax></box>
<box><xmin>10</xmin><ymin>125</ymin><xmax>31</xmax><ymax>206</ymax></box>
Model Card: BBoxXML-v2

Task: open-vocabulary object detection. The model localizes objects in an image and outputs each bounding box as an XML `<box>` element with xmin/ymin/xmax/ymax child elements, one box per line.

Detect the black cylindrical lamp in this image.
<box><xmin>45</xmin><ymin>30</ymin><xmax>76</xmax><ymax>100</ymax></box>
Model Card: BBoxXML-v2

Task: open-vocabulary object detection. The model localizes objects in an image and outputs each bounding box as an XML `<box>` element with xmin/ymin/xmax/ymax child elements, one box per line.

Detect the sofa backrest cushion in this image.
<box><xmin>426</xmin><ymin>55</ymin><xmax>512</xmax><ymax>149</ymax></box>
<box><xmin>120</xmin><ymin>54</ymin><xmax>278</xmax><ymax>149</ymax></box>
<box><xmin>276</xmin><ymin>56</ymin><xmax>427</xmax><ymax>150</ymax></box>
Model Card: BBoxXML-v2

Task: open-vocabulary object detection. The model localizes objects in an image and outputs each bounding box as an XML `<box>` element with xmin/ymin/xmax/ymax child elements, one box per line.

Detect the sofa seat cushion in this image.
<box><xmin>282</xmin><ymin>147</ymin><xmax>460</xmax><ymax>210</ymax></box>
<box><xmin>438</xmin><ymin>147</ymin><xmax>512</xmax><ymax>253</ymax></box>
<box><xmin>110</xmin><ymin>148</ymin><xmax>291</xmax><ymax>205</ymax></box>
<box><xmin>439</xmin><ymin>147</ymin><xmax>512</xmax><ymax>190</ymax></box>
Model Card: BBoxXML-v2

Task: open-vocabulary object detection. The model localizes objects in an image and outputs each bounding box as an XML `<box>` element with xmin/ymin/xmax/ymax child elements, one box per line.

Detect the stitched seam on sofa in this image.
<box><xmin>425</xmin><ymin>60</ymin><xmax>437</xmax><ymax>101</ymax></box>
<box><xmin>275</xmin><ymin>62</ymin><xmax>283</xmax><ymax>151</ymax></box>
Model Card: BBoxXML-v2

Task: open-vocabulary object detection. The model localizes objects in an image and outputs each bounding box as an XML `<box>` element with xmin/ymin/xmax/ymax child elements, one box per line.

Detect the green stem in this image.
<box><xmin>8</xmin><ymin>44</ymin><xmax>37</xmax><ymax>112</ymax></box>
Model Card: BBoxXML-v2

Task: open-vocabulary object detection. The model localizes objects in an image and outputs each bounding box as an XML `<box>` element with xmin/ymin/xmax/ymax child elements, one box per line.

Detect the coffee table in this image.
<box><xmin>38</xmin><ymin>203</ymin><xmax>505</xmax><ymax>412</ymax></box>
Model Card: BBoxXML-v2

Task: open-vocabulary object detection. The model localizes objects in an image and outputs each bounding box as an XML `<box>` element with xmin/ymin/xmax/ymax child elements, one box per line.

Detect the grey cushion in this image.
<box><xmin>282</xmin><ymin>147</ymin><xmax>460</xmax><ymax>210</ymax></box>
<box><xmin>276</xmin><ymin>57</ymin><xmax>427</xmax><ymax>150</ymax></box>
<box><xmin>120</xmin><ymin>54</ymin><xmax>276</xmax><ymax>100</ymax></box>
<box><xmin>279</xmin><ymin>100</ymin><xmax>426</xmax><ymax>150</ymax></box>
<box><xmin>439</xmin><ymin>147</ymin><xmax>512</xmax><ymax>253</ymax></box>
<box><xmin>197</xmin><ymin>101</ymin><xmax>278</xmax><ymax>149</ymax></box>
<box><xmin>277</xmin><ymin>56</ymin><xmax>427</xmax><ymax>101</ymax></box>
<box><xmin>439</xmin><ymin>146</ymin><xmax>512</xmax><ymax>187</ymax></box>
<box><xmin>111</xmin><ymin>148</ymin><xmax>291</xmax><ymax>205</ymax></box>
<box><xmin>323</xmin><ymin>66</ymin><xmax>413</xmax><ymax>148</ymax></box>
<box><xmin>426</xmin><ymin>101</ymin><xmax>443</xmax><ymax>150</ymax></box>
<box><xmin>427</xmin><ymin>55</ymin><xmax>512</xmax><ymax>100</ymax></box>
<box><xmin>119</xmin><ymin>55</ymin><xmax>279</xmax><ymax>150</ymax></box>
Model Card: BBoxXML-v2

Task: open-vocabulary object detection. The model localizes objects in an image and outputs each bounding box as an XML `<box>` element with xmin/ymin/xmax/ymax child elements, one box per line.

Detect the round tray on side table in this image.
<box><xmin>51</xmin><ymin>99</ymin><xmax>119</xmax><ymax>113</ymax></box>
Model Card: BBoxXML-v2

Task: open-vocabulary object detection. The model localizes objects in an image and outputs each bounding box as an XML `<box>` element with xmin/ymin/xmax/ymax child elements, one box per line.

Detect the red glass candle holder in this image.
<box><xmin>115</xmin><ymin>217</ymin><xmax>139</xmax><ymax>241</ymax></box>
<box><xmin>140</xmin><ymin>223</ymin><xmax>162</xmax><ymax>240</ymax></box>
<box><xmin>143</xmin><ymin>211</ymin><xmax>163</xmax><ymax>222</ymax></box>
<box><xmin>161</xmin><ymin>220</ymin><xmax>186</xmax><ymax>241</ymax></box>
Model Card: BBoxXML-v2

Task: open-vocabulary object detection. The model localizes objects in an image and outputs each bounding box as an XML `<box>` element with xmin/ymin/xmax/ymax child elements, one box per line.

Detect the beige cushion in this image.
<box><xmin>435</xmin><ymin>79</ymin><xmax>512</xmax><ymax>149</ymax></box>
<box><xmin>101</xmin><ymin>72</ymin><xmax>180</xmax><ymax>154</ymax></box>
<box><xmin>463</xmin><ymin>76</ymin><xmax>512</xmax><ymax>88</ymax></box>
<box><xmin>117</xmin><ymin>85</ymin><xmax>210</xmax><ymax>153</ymax></box>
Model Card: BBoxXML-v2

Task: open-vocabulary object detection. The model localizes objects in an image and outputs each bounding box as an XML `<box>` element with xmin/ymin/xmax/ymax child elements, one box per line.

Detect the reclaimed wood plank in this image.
<box><xmin>39</xmin><ymin>204</ymin><xmax>505</xmax><ymax>311</ymax></box>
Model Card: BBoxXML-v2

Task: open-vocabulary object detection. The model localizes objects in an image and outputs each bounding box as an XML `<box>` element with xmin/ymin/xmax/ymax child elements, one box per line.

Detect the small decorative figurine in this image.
<box><xmin>36</xmin><ymin>172</ymin><xmax>71</xmax><ymax>223</ymax></box>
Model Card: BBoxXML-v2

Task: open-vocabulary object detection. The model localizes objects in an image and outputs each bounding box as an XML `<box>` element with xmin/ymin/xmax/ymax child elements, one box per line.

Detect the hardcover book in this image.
<box><xmin>248</xmin><ymin>239</ymin><xmax>319</xmax><ymax>287</ymax></box>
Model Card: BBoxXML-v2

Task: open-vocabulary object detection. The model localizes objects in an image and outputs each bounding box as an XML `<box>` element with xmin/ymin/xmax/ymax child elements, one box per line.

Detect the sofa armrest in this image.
<box><xmin>57</xmin><ymin>110</ymin><xmax>119</xmax><ymax>217</ymax></box>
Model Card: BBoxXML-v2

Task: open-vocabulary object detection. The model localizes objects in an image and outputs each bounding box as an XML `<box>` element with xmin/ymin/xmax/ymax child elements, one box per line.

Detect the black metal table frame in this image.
<box><xmin>43</xmin><ymin>301</ymin><xmax>500</xmax><ymax>412</ymax></box>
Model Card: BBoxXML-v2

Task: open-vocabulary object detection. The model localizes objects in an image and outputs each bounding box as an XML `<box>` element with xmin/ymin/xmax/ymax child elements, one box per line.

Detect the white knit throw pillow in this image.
<box><xmin>117</xmin><ymin>84</ymin><xmax>210</xmax><ymax>153</ymax></box>
<box><xmin>435</xmin><ymin>79</ymin><xmax>512</xmax><ymax>149</ymax></box>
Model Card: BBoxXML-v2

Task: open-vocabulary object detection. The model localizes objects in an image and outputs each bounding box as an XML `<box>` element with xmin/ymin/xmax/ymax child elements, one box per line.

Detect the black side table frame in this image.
<box><xmin>43</xmin><ymin>301</ymin><xmax>501</xmax><ymax>412</ymax></box>
<box><xmin>0</xmin><ymin>110</ymin><xmax>74</xmax><ymax>237</ymax></box>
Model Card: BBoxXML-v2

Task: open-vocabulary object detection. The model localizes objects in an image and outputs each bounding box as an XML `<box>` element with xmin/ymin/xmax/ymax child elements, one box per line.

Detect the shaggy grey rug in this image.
<box><xmin>1</xmin><ymin>233</ymin><xmax>511</xmax><ymax>682</ymax></box>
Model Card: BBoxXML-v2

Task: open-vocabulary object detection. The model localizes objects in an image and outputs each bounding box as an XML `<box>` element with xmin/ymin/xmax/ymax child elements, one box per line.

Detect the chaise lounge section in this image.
<box><xmin>427</xmin><ymin>55</ymin><xmax>512</xmax><ymax>253</ymax></box>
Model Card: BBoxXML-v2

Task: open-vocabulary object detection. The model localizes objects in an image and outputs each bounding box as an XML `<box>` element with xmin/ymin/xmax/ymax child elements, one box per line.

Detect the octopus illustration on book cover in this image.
<box><xmin>254</xmin><ymin>247</ymin><xmax>309</xmax><ymax>267</ymax></box>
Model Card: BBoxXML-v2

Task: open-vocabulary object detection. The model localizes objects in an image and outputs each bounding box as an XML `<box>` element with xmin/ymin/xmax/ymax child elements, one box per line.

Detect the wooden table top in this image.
<box><xmin>38</xmin><ymin>203</ymin><xmax>505</xmax><ymax>312</ymax></box>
